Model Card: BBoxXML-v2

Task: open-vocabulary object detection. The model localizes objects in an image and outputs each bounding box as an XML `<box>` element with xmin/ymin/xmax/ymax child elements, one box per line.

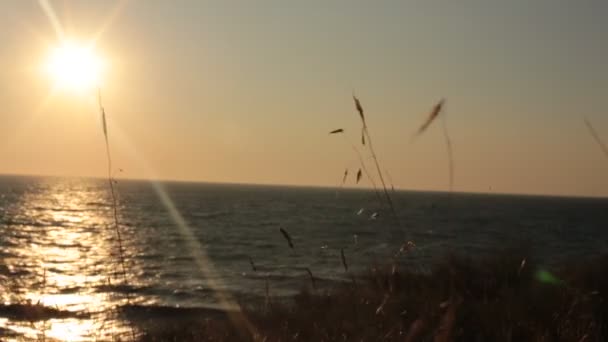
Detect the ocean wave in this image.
<box><xmin>31</xmin><ymin>206</ymin><xmax>91</xmax><ymax>213</ymax></box>
<box><xmin>0</xmin><ymin>303</ymin><xmax>89</xmax><ymax>322</ymax></box>
<box><xmin>190</xmin><ymin>211</ymin><xmax>231</xmax><ymax>220</ymax></box>
<box><xmin>119</xmin><ymin>303</ymin><xmax>230</xmax><ymax>322</ymax></box>
<box><xmin>94</xmin><ymin>283</ymin><xmax>154</xmax><ymax>295</ymax></box>
<box><xmin>0</xmin><ymin>265</ymin><xmax>31</xmax><ymax>277</ymax></box>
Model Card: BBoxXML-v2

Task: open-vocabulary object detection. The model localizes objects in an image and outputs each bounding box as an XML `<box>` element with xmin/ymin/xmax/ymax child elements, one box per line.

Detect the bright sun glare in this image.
<box><xmin>45</xmin><ymin>41</ymin><xmax>104</xmax><ymax>92</ymax></box>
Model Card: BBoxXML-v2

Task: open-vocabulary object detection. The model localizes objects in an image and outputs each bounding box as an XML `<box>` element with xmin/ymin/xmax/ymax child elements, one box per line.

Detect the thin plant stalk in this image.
<box><xmin>584</xmin><ymin>118</ymin><xmax>608</xmax><ymax>161</ymax></box>
<box><xmin>349</xmin><ymin>141</ymin><xmax>383</xmax><ymax>202</ymax></box>
<box><xmin>340</xmin><ymin>248</ymin><xmax>348</xmax><ymax>272</ymax></box>
<box><xmin>336</xmin><ymin>133</ymin><xmax>384</xmax><ymax>208</ymax></box>
<box><xmin>363</xmin><ymin>126</ymin><xmax>399</xmax><ymax>221</ymax></box>
<box><xmin>413</xmin><ymin>99</ymin><xmax>453</xmax><ymax>192</ymax></box>
<box><xmin>305</xmin><ymin>267</ymin><xmax>316</xmax><ymax>290</ymax></box>
<box><xmin>353</xmin><ymin>96</ymin><xmax>398</xmax><ymax>221</ymax></box>
<box><xmin>97</xmin><ymin>90</ymin><xmax>128</xmax><ymax>287</ymax></box>
<box><xmin>441</xmin><ymin>115</ymin><xmax>454</xmax><ymax>191</ymax></box>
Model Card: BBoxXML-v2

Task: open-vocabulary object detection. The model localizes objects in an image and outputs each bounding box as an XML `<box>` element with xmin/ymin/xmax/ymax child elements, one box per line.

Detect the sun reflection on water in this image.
<box><xmin>0</xmin><ymin>178</ymin><xmax>138</xmax><ymax>340</ymax></box>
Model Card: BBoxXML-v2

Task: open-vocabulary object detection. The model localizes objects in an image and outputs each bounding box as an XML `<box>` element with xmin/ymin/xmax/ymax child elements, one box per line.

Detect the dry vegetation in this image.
<box><xmin>132</xmin><ymin>250</ymin><xmax>608</xmax><ymax>342</ymax></box>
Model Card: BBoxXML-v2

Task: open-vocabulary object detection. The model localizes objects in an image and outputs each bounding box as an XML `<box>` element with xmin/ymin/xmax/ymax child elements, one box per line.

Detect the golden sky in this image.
<box><xmin>0</xmin><ymin>0</ymin><xmax>607</xmax><ymax>197</ymax></box>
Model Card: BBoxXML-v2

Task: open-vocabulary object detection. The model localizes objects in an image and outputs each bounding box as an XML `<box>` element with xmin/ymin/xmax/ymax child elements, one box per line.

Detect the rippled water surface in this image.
<box><xmin>1</xmin><ymin>175</ymin><xmax>607</xmax><ymax>340</ymax></box>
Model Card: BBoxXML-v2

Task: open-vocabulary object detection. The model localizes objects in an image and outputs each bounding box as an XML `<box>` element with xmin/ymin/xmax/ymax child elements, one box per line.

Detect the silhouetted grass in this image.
<box><xmin>97</xmin><ymin>90</ymin><xmax>128</xmax><ymax>287</ymax></box>
<box><xmin>353</xmin><ymin>95</ymin><xmax>398</xmax><ymax>221</ymax></box>
<box><xmin>131</xmin><ymin>250</ymin><xmax>608</xmax><ymax>341</ymax></box>
<box><xmin>413</xmin><ymin>99</ymin><xmax>454</xmax><ymax>191</ymax></box>
<box><xmin>585</xmin><ymin>118</ymin><xmax>608</xmax><ymax>161</ymax></box>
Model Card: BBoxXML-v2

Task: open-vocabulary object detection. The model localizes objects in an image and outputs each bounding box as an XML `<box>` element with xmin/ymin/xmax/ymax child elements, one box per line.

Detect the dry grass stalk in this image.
<box><xmin>441</xmin><ymin>115</ymin><xmax>454</xmax><ymax>191</ymax></box>
<box><xmin>361</xmin><ymin>127</ymin><xmax>365</xmax><ymax>145</ymax></box>
<box><xmin>584</xmin><ymin>118</ymin><xmax>608</xmax><ymax>160</ymax></box>
<box><xmin>352</xmin><ymin>95</ymin><xmax>398</xmax><ymax>221</ymax></box>
<box><xmin>340</xmin><ymin>248</ymin><xmax>348</xmax><ymax>272</ymax></box>
<box><xmin>348</xmin><ymin>143</ymin><xmax>383</xmax><ymax>204</ymax></box>
<box><xmin>279</xmin><ymin>227</ymin><xmax>294</xmax><ymax>249</ymax></box>
<box><xmin>375</xmin><ymin>294</ymin><xmax>389</xmax><ymax>315</ymax></box>
<box><xmin>353</xmin><ymin>94</ymin><xmax>365</xmax><ymax>123</ymax></box>
<box><xmin>336</xmin><ymin>168</ymin><xmax>348</xmax><ymax>198</ymax></box>
<box><xmin>305</xmin><ymin>268</ymin><xmax>316</xmax><ymax>290</ymax></box>
<box><xmin>97</xmin><ymin>90</ymin><xmax>128</xmax><ymax>287</ymax></box>
<box><xmin>414</xmin><ymin>99</ymin><xmax>454</xmax><ymax>191</ymax></box>
<box><xmin>329</xmin><ymin>129</ymin><xmax>382</xmax><ymax>202</ymax></box>
<box><xmin>518</xmin><ymin>258</ymin><xmax>526</xmax><ymax>276</ymax></box>
<box><xmin>415</xmin><ymin>99</ymin><xmax>445</xmax><ymax>136</ymax></box>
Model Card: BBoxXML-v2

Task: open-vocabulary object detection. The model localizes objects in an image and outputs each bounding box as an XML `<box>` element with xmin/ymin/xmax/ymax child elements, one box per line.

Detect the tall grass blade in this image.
<box><xmin>415</xmin><ymin>99</ymin><xmax>445</xmax><ymax>136</ymax></box>
<box><xmin>97</xmin><ymin>90</ymin><xmax>128</xmax><ymax>287</ymax></box>
<box><xmin>518</xmin><ymin>258</ymin><xmax>526</xmax><ymax>276</ymax></box>
<box><xmin>305</xmin><ymin>267</ymin><xmax>316</xmax><ymax>290</ymax></box>
<box><xmin>375</xmin><ymin>294</ymin><xmax>389</xmax><ymax>315</ymax></box>
<box><xmin>413</xmin><ymin>99</ymin><xmax>454</xmax><ymax>191</ymax></box>
<box><xmin>279</xmin><ymin>227</ymin><xmax>294</xmax><ymax>249</ymax></box>
<box><xmin>341</xmin><ymin>168</ymin><xmax>348</xmax><ymax>185</ymax></box>
<box><xmin>441</xmin><ymin>115</ymin><xmax>454</xmax><ymax>191</ymax></box>
<box><xmin>353</xmin><ymin>96</ymin><xmax>398</xmax><ymax>221</ymax></box>
<box><xmin>329</xmin><ymin>133</ymin><xmax>383</xmax><ymax>205</ymax></box>
<box><xmin>353</xmin><ymin>94</ymin><xmax>365</xmax><ymax>123</ymax></box>
<box><xmin>340</xmin><ymin>248</ymin><xmax>348</xmax><ymax>272</ymax></box>
<box><xmin>361</xmin><ymin>127</ymin><xmax>365</xmax><ymax>145</ymax></box>
<box><xmin>584</xmin><ymin>118</ymin><xmax>608</xmax><ymax>160</ymax></box>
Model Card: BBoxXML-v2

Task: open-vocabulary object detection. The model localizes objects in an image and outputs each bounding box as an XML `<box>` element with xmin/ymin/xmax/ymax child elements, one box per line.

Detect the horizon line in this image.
<box><xmin>0</xmin><ymin>171</ymin><xmax>606</xmax><ymax>201</ymax></box>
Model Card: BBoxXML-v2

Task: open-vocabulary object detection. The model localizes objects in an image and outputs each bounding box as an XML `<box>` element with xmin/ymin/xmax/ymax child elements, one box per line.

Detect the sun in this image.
<box><xmin>45</xmin><ymin>41</ymin><xmax>104</xmax><ymax>92</ymax></box>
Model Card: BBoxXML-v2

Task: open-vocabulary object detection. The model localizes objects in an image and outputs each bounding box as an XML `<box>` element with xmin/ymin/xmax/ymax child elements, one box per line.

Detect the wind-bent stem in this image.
<box><xmin>362</xmin><ymin>124</ymin><xmax>399</xmax><ymax>221</ymax></box>
<box><xmin>342</xmin><ymin>135</ymin><xmax>384</xmax><ymax>206</ymax></box>
<box><xmin>584</xmin><ymin>118</ymin><xmax>608</xmax><ymax>161</ymax></box>
<box><xmin>441</xmin><ymin>115</ymin><xmax>454</xmax><ymax>192</ymax></box>
<box><xmin>98</xmin><ymin>90</ymin><xmax>128</xmax><ymax>290</ymax></box>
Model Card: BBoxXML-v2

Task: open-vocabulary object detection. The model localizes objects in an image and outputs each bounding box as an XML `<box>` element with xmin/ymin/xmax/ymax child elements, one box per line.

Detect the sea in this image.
<box><xmin>0</xmin><ymin>175</ymin><xmax>607</xmax><ymax>340</ymax></box>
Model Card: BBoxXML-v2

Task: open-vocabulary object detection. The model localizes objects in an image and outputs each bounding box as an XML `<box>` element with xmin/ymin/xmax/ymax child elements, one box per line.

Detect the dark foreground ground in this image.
<box><xmin>123</xmin><ymin>250</ymin><xmax>608</xmax><ymax>342</ymax></box>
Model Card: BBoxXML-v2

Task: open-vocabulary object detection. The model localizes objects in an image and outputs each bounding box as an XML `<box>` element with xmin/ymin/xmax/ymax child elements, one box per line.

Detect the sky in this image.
<box><xmin>0</xmin><ymin>0</ymin><xmax>607</xmax><ymax>197</ymax></box>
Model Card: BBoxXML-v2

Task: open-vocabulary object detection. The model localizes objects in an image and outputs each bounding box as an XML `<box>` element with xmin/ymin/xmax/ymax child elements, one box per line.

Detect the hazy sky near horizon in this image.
<box><xmin>0</xmin><ymin>0</ymin><xmax>607</xmax><ymax>197</ymax></box>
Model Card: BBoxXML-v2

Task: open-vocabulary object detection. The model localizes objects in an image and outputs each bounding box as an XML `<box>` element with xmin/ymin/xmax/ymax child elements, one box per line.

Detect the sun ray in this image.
<box><xmin>91</xmin><ymin>0</ymin><xmax>129</xmax><ymax>45</ymax></box>
<box><xmin>99</xmin><ymin>116</ymin><xmax>256</xmax><ymax>337</ymax></box>
<box><xmin>38</xmin><ymin>0</ymin><xmax>65</xmax><ymax>41</ymax></box>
